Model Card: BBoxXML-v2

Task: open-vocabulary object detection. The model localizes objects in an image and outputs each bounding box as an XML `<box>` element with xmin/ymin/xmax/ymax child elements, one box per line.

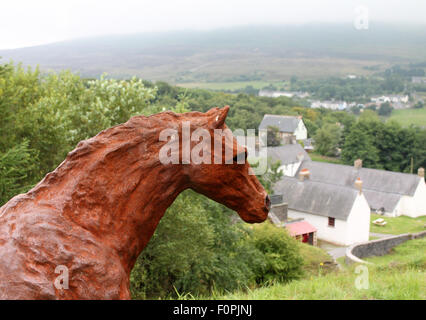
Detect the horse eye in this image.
<box><xmin>233</xmin><ymin>151</ymin><xmax>247</xmax><ymax>163</ymax></box>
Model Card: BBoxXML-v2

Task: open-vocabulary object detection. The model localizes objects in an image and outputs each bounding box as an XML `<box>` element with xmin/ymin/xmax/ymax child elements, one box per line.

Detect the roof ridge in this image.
<box><xmin>264</xmin><ymin>114</ymin><xmax>299</xmax><ymax>118</ymax></box>
<box><xmin>282</xmin><ymin>176</ymin><xmax>359</xmax><ymax>194</ymax></box>
<box><xmin>305</xmin><ymin>160</ymin><xmax>420</xmax><ymax>179</ymax></box>
<box><xmin>297</xmin><ymin>160</ymin><xmax>421</xmax><ymax>197</ymax></box>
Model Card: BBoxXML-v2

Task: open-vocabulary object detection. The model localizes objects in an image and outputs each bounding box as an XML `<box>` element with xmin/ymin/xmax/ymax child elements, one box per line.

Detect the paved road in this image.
<box><xmin>318</xmin><ymin>242</ymin><xmax>348</xmax><ymax>259</ymax></box>
<box><xmin>319</xmin><ymin>233</ymin><xmax>392</xmax><ymax>260</ymax></box>
<box><xmin>327</xmin><ymin>247</ymin><xmax>348</xmax><ymax>260</ymax></box>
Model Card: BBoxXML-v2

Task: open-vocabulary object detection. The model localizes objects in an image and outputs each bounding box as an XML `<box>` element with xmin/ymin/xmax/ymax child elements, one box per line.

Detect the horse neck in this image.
<box><xmin>39</xmin><ymin>124</ymin><xmax>187</xmax><ymax>274</ymax></box>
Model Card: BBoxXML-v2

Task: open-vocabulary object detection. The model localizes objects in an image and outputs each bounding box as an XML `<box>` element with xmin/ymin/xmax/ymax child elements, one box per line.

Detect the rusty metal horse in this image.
<box><xmin>0</xmin><ymin>106</ymin><xmax>269</xmax><ymax>299</ymax></box>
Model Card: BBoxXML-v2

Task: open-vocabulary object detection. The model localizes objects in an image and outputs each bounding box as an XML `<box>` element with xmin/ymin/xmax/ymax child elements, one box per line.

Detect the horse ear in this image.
<box><xmin>211</xmin><ymin>105</ymin><xmax>230</xmax><ymax>129</ymax></box>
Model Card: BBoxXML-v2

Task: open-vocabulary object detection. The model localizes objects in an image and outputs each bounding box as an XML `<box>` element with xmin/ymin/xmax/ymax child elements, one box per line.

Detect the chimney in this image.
<box><xmin>355</xmin><ymin>177</ymin><xmax>363</xmax><ymax>194</ymax></box>
<box><xmin>299</xmin><ymin>168</ymin><xmax>310</xmax><ymax>181</ymax></box>
<box><xmin>354</xmin><ymin>159</ymin><xmax>363</xmax><ymax>169</ymax></box>
<box><xmin>418</xmin><ymin>167</ymin><xmax>425</xmax><ymax>178</ymax></box>
<box><xmin>269</xmin><ymin>194</ymin><xmax>288</xmax><ymax>223</ymax></box>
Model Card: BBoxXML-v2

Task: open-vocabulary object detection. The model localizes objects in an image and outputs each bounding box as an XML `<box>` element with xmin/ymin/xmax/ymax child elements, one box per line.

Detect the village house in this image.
<box><xmin>412</xmin><ymin>76</ymin><xmax>426</xmax><ymax>84</ymax></box>
<box><xmin>297</xmin><ymin>160</ymin><xmax>426</xmax><ymax>218</ymax></box>
<box><xmin>258</xmin><ymin>114</ymin><xmax>308</xmax><ymax>146</ymax></box>
<box><xmin>310</xmin><ymin>100</ymin><xmax>348</xmax><ymax>110</ymax></box>
<box><xmin>273</xmin><ymin>169</ymin><xmax>371</xmax><ymax>246</ymax></box>
<box><xmin>267</xmin><ymin>194</ymin><xmax>318</xmax><ymax>246</ymax></box>
<box><xmin>370</xmin><ymin>95</ymin><xmax>409</xmax><ymax>108</ymax></box>
<box><xmin>258</xmin><ymin>90</ymin><xmax>309</xmax><ymax>99</ymax></box>
<box><xmin>266</xmin><ymin>144</ymin><xmax>310</xmax><ymax>177</ymax></box>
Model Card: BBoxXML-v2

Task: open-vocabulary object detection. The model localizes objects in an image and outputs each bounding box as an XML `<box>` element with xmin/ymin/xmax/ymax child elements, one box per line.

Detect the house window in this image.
<box><xmin>328</xmin><ymin>217</ymin><xmax>335</xmax><ymax>227</ymax></box>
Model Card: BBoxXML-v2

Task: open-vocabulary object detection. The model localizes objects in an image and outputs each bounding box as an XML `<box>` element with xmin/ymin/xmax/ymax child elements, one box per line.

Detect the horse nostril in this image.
<box><xmin>265</xmin><ymin>195</ymin><xmax>271</xmax><ymax>211</ymax></box>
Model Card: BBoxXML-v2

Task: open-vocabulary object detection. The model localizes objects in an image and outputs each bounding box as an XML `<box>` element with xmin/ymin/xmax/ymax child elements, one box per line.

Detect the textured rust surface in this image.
<box><xmin>0</xmin><ymin>106</ymin><xmax>268</xmax><ymax>299</ymax></box>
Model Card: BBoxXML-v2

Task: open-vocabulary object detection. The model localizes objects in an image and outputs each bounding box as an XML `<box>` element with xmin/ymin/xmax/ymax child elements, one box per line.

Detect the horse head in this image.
<box><xmin>169</xmin><ymin>106</ymin><xmax>270</xmax><ymax>223</ymax></box>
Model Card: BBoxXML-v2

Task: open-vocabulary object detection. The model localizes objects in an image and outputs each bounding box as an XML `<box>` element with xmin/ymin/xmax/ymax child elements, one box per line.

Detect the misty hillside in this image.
<box><xmin>1</xmin><ymin>24</ymin><xmax>425</xmax><ymax>82</ymax></box>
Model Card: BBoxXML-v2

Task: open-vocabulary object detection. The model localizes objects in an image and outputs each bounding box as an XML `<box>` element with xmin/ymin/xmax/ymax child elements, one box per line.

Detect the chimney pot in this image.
<box><xmin>355</xmin><ymin>177</ymin><xmax>363</xmax><ymax>194</ymax></box>
<box><xmin>354</xmin><ymin>159</ymin><xmax>363</xmax><ymax>169</ymax></box>
<box><xmin>418</xmin><ymin>167</ymin><xmax>425</xmax><ymax>178</ymax></box>
<box><xmin>299</xmin><ymin>168</ymin><xmax>310</xmax><ymax>181</ymax></box>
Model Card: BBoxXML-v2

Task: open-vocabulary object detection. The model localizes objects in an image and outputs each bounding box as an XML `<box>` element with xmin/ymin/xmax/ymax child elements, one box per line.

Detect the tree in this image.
<box><xmin>266</xmin><ymin>126</ymin><xmax>281</xmax><ymax>147</ymax></box>
<box><xmin>378</xmin><ymin>102</ymin><xmax>393</xmax><ymax>116</ymax></box>
<box><xmin>341</xmin><ymin>122</ymin><xmax>380</xmax><ymax>167</ymax></box>
<box><xmin>359</xmin><ymin>109</ymin><xmax>379</xmax><ymax>121</ymax></box>
<box><xmin>313</xmin><ymin>124</ymin><xmax>341</xmax><ymax>157</ymax></box>
<box><xmin>413</xmin><ymin>100</ymin><xmax>424</xmax><ymax>109</ymax></box>
<box><xmin>303</xmin><ymin>118</ymin><xmax>318</xmax><ymax>138</ymax></box>
<box><xmin>366</xmin><ymin>104</ymin><xmax>377</xmax><ymax>111</ymax></box>
<box><xmin>253</xmin><ymin>158</ymin><xmax>283</xmax><ymax>195</ymax></box>
<box><xmin>0</xmin><ymin>140</ymin><xmax>38</xmax><ymax>205</ymax></box>
<box><xmin>350</xmin><ymin>105</ymin><xmax>361</xmax><ymax>115</ymax></box>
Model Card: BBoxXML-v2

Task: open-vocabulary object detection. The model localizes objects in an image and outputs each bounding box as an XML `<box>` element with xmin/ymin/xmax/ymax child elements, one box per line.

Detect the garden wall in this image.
<box><xmin>345</xmin><ymin>230</ymin><xmax>426</xmax><ymax>264</ymax></box>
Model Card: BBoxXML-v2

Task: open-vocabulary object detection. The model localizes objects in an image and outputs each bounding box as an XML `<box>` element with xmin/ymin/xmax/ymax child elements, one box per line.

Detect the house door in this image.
<box><xmin>302</xmin><ymin>234</ymin><xmax>309</xmax><ymax>243</ymax></box>
<box><xmin>308</xmin><ymin>232</ymin><xmax>314</xmax><ymax>245</ymax></box>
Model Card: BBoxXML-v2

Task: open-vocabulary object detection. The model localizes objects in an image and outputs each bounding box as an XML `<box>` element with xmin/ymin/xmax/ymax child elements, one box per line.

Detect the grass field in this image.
<box><xmin>388</xmin><ymin>107</ymin><xmax>426</xmax><ymax>127</ymax></box>
<box><xmin>309</xmin><ymin>152</ymin><xmax>344</xmax><ymax>165</ymax></box>
<box><xmin>195</xmin><ymin>238</ymin><xmax>426</xmax><ymax>300</ymax></box>
<box><xmin>365</xmin><ymin>237</ymin><xmax>426</xmax><ymax>268</ymax></box>
<box><xmin>296</xmin><ymin>241</ymin><xmax>335</xmax><ymax>278</ymax></box>
<box><xmin>370</xmin><ymin>213</ymin><xmax>426</xmax><ymax>235</ymax></box>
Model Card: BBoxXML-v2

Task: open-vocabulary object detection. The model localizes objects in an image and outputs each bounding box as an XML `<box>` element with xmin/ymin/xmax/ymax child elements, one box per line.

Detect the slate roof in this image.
<box><xmin>362</xmin><ymin>189</ymin><xmax>402</xmax><ymax>213</ymax></box>
<box><xmin>297</xmin><ymin>161</ymin><xmax>422</xmax><ymax>212</ymax></box>
<box><xmin>259</xmin><ymin>115</ymin><xmax>302</xmax><ymax>133</ymax></box>
<box><xmin>274</xmin><ymin>177</ymin><xmax>359</xmax><ymax>221</ymax></box>
<box><xmin>298</xmin><ymin>161</ymin><xmax>421</xmax><ymax>196</ymax></box>
<box><xmin>264</xmin><ymin>144</ymin><xmax>311</xmax><ymax>165</ymax></box>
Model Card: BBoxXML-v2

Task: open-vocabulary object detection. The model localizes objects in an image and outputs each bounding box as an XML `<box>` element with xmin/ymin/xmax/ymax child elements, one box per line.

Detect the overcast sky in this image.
<box><xmin>0</xmin><ymin>0</ymin><xmax>424</xmax><ymax>49</ymax></box>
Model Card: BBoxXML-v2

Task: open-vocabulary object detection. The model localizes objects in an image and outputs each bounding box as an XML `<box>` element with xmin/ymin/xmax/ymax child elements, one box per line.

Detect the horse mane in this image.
<box><xmin>66</xmin><ymin>109</ymin><xmax>212</xmax><ymax>162</ymax></box>
<box><xmin>22</xmin><ymin>109</ymin><xmax>215</xmax><ymax>200</ymax></box>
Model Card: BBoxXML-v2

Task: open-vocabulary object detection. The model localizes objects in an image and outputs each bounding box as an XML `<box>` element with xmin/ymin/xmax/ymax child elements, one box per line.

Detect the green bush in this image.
<box><xmin>130</xmin><ymin>191</ymin><xmax>266</xmax><ymax>299</ymax></box>
<box><xmin>0</xmin><ymin>64</ymin><xmax>157</xmax><ymax>204</ymax></box>
<box><xmin>0</xmin><ymin>140</ymin><xmax>38</xmax><ymax>205</ymax></box>
<box><xmin>249</xmin><ymin>222</ymin><xmax>304</xmax><ymax>284</ymax></box>
<box><xmin>130</xmin><ymin>197</ymin><xmax>304</xmax><ymax>299</ymax></box>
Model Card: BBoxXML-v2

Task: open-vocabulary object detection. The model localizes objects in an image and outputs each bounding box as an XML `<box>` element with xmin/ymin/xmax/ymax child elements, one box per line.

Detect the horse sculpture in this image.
<box><xmin>0</xmin><ymin>106</ymin><xmax>269</xmax><ymax>299</ymax></box>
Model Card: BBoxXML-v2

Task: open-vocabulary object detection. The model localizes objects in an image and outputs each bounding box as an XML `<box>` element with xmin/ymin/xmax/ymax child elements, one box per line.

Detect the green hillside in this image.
<box><xmin>388</xmin><ymin>107</ymin><xmax>426</xmax><ymax>127</ymax></box>
<box><xmin>1</xmin><ymin>24</ymin><xmax>426</xmax><ymax>82</ymax></box>
<box><xmin>198</xmin><ymin>238</ymin><xmax>426</xmax><ymax>300</ymax></box>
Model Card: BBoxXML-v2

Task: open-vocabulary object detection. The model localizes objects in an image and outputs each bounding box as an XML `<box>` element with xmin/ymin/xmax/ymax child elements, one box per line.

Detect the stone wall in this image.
<box><xmin>345</xmin><ymin>230</ymin><xmax>426</xmax><ymax>264</ymax></box>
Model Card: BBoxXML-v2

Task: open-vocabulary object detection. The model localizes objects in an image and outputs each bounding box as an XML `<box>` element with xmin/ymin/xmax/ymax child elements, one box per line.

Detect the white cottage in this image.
<box><xmin>265</xmin><ymin>144</ymin><xmax>310</xmax><ymax>177</ymax></box>
<box><xmin>297</xmin><ymin>160</ymin><xmax>426</xmax><ymax>218</ymax></box>
<box><xmin>258</xmin><ymin>115</ymin><xmax>308</xmax><ymax>146</ymax></box>
<box><xmin>274</xmin><ymin>171</ymin><xmax>371</xmax><ymax>246</ymax></box>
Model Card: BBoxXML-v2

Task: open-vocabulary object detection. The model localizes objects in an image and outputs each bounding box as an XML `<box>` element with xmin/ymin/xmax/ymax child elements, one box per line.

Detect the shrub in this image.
<box><xmin>248</xmin><ymin>222</ymin><xmax>304</xmax><ymax>284</ymax></box>
<box><xmin>0</xmin><ymin>140</ymin><xmax>39</xmax><ymax>205</ymax></box>
<box><xmin>130</xmin><ymin>191</ymin><xmax>265</xmax><ymax>299</ymax></box>
<box><xmin>130</xmin><ymin>192</ymin><xmax>304</xmax><ymax>299</ymax></box>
